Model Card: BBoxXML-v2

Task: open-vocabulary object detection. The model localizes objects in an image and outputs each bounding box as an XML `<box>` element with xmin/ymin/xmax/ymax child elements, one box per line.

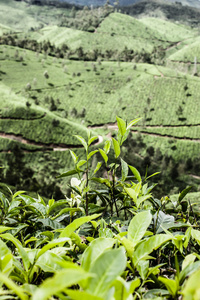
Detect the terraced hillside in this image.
<box><xmin>1</xmin><ymin>0</ymin><xmax>200</xmax><ymax>198</ymax></box>
<box><xmin>20</xmin><ymin>12</ymin><xmax>197</xmax><ymax>56</ymax></box>
<box><xmin>0</xmin><ymin>0</ymin><xmax>72</xmax><ymax>32</ymax></box>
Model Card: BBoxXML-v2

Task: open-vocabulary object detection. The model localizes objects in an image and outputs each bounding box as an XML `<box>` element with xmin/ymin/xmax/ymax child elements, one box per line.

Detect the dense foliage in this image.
<box><xmin>0</xmin><ymin>118</ymin><xmax>200</xmax><ymax>299</ymax></box>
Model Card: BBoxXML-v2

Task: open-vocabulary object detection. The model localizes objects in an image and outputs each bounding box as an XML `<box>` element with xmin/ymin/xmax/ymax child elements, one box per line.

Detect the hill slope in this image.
<box><xmin>121</xmin><ymin>0</ymin><xmax>200</xmax><ymax>26</ymax></box>
<box><xmin>1</xmin><ymin>1</ymin><xmax>200</xmax><ymax>197</ymax></box>
<box><xmin>60</xmin><ymin>0</ymin><xmax>200</xmax><ymax>8</ymax></box>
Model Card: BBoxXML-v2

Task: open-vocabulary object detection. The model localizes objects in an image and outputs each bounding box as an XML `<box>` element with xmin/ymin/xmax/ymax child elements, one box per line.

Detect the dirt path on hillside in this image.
<box><xmin>133</xmin><ymin>130</ymin><xmax>200</xmax><ymax>142</ymax></box>
<box><xmin>0</xmin><ymin>131</ymin><xmax>104</xmax><ymax>152</ymax></box>
<box><xmin>165</xmin><ymin>41</ymin><xmax>182</xmax><ymax>52</ymax></box>
<box><xmin>1</xmin><ymin>121</ymin><xmax>200</xmax><ymax>153</ymax></box>
<box><xmin>89</xmin><ymin>123</ymin><xmax>200</xmax><ymax>142</ymax></box>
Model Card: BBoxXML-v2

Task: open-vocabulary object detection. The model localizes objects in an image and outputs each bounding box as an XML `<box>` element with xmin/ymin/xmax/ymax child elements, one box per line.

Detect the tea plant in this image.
<box><xmin>0</xmin><ymin>116</ymin><xmax>200</xmax><ymax>299</ymax></box>
<box><xmin>58</xmin><ymin>116</ymin><xmax>159</xmax><ymax>220</ymax></box>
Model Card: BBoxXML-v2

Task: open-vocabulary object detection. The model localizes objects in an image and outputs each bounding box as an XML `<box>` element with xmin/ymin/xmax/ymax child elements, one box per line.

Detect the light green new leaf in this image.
<box><xmin>132</xmin><ymin>234</ymin><xmax>172</xmax><ymax>266</ymax></box>
<box><xmin>179</xmin><ymin>260</ymin><xmax>200</xmax><ymax>285</ymax></box>
<box><xmin>137</xmin><ymin>260</ymin><xmax>149</xmax><ymax>280</ymax></box>
<box><xmin>191</xmin><ymin>229</ymin><xmax>200</xmax><ymax>245</ymax></box>
<box><xmin>60</xmin><ymin>214</ymin><xmax>101</xmax><ymax>238</ymax></box>
<box><xmin>129</xmin><ymin>166</ymin><xmax>141</xmax><ymax>182</ymax></box>
<box><xmin>32</xmin><ymin>268</ymin><xmax>92</xmax><ymax>300</ymax></box>
<box><xmin>36</xmin><ymin>252</ymin><xmax>65</xmax><ymax>273</ymax></box>
<box><xmin>0</xmin><ymin>240</ymin><xmax>13</xmax><ymax>275</ymax></box>
<box><xmin>172</xmin><ymin>234</ymin><xmax>185</xmax><ymax>253</ymax></box>
<box><xmin>87</xmin><ymin>150</ymin><xmax>98</xmax><ymax>160</ymax></box>
<box><xmin>136</xmin><ymin>194</ymin><xmax>152</xmax><ymax>208</ymax></box>
<box><xmin>0</xmin><ymin>253</ymin><xmax>13</xmax><ymax>277</ymax></box>
<box><xmin>182</xmin><ymin>268</ymin><xmax>200</xmax><ymax>300</ymax></box>
<box><xmin>116</xmin><ymin>116</ymin><xmax>126</xmax><ymax>136</ymax></box>
<box><xmin>158</xmin><ymin>277</ymin><xmax>178</xmax><ymax>297</ymax></box>
<box><xmin>145</xmin><ymin>172</ymin><xmax>160</xmax><ymax>180</ymax></box>
<box><xmin>81</xmin><ymin>238</ymin><xmax>115</xmax><ymax>272</ymax></box>
<box><xmin>113</xmin><ymin>277</ymin><xmax>140</xmax><ymax>300</ymax></box>
<box><xmin>74</xmin><ymin>135</ymin><xmax>88</xmax><ymax>151</ymax></box>
<box><xmin>91</xmin><ymin>177</ymin><xmax>111</xmax><ymax>187</ymax></box>
<box><xmin>76</xmin><ymin>160</ymin><xmax>87</xmax><ymax>170</ymax></box>
<box><xmin>86</xmin><ymin>247</ymin><xmax>126</xmax><ymax>297</ymax></box>
<box><xmin>121</xmin><ymin>158</ymin><xmax>128</xmax><ymax>182</ymax></box>
<box><xmin>8</xmin><ymin>200</ymin><xmax>21</xmax><ymax>213</ymax></box>
<box><xmin>0</xmin><ymin>233</ymin><xmax>30</xmax><ymax>272</ymax></box>
<box><xmin>116</xmin><ymin>236</ymin><xmax>135</xmax><ymax>258</ymax></box>
<box><xmin>125</xmin><ymin>188</ymin><xmax>137</xmax><ymax>203</ymax></box>
<box><xmin>12</xmin><ymin>191</ymin><xmax>26</xmax><ymax>201</ymax></box>
<box><xmin>0</xmin><ymin>273</ymin><xmax>28</xmax><ymax>300</ymax></box>
<box><xmin>88</xmin><ymin>136</ymin><xmax>98</xmax><ymax>146</ymax></box>
<box><xmin>36</xmin><ymin>238</ymin><xmax>71</xmax><ymax>260</ymax></box>
<box><xmin>147</xmin><ymin>263</ymin><xmax>166</xmax><ymax>277</ymax></box>
<box><xmin>127</xmin><ymin>118</ymin><xmax>141</xmax><ymax>130</ymax></box>
<box><xmin>104</xmin><ymin>140</ymin><xmax>111</xmax><ymax>154</ymax></box>
<box><xmin>0</xmin><ymin>227</ymin><xmax>13</xmax><ymax>234</ymax></box>
<box><xmin>69</xmin><ymin>150</ymin><xmax>79</xmax><ymax>164</ymax></box>
<box><xmin>182</xmin><ymin>254</ymin><xmax>196</xmax><ymax>271</ymax></box>
<box><xmin>128</xmin><ymin>210</ymin><xmax>152</xmax><ymax>248</ymax></box>
<box><xmin>112</xmin><ymin>138</ymin><xmax>120</xmax><ymax>159</ymax></box>
<box><xmin>99</xmin><ymin>149</ymin><xmax>108</xmax><ymax>165</ymax></box>
<box><xmin>22</xmin><ymin>283</ymin><xmax>37</xmax><ymax>296</ymax></box>
<box><xmin>57</xmin><ymin>169</ymin><xmax>79</xmax><ymax>178</ymax></box>
<box><xmin>93</xmin><ymin>162</ymin><xmax>102</xmax><ymax>175</ymax></box>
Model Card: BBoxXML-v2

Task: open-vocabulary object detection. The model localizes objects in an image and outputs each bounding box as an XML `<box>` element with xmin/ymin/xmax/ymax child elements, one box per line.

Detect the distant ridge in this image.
<box><xmin>121</xmin><ymin>0</ymin><xmax>200</xmax><ymax>26</ymax></box>
<box><xmin>16</xmin><ymin>0</ymin><xmax>200</xmax><ymax>9</ymax></box>
<box><xmin>58</xmin><ymin>0</ymin><xmax>200</xmax><ymax>8</ymax></box>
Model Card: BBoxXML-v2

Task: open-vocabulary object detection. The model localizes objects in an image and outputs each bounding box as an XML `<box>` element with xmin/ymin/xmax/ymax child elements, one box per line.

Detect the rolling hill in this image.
<box><xmin>121</xmin><ymin>0</ymin><xmax>200</xmax><ymax>26</ymax></box>
<box><xmin>60</xmin><ymin>0</ymin><xmax>200</xmax><ymax>9</ymax></box>
<box><xmin>1</xmin><ymin>0</ymin><xmax>200</xmax><ymax>198</ymax></box>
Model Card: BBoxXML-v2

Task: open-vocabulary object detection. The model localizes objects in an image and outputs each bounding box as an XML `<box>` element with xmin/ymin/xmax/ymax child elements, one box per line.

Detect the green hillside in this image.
<box><xmin>121</xmin><ymin>0</ymin><xmax>200</xmax><ymax>27</ymax></box>
<box><xmin>22</xmin><ymin>21</ymin><xmax>166</xmax><ymax>54</ymax></box>
<box><xmin>0</xmin><ymin>0</ymin><xmax>71</xmax><ymax>31</ymax></box>
<box><xmin>0</xmin><ymin>23</ymin><xmax>13</xmax><ymax>36</ymax></box>
<box><xmin>15</xmin><ymin>13</ymin><xmax>198</xmax><ymax>61</ymax></box>
<box><xmin>168</xmin><ymin>36</ymin><xmax>200</xmax><ymax>63</ymax></box>
<box><xmin>1</xmin><ymin>0</ymin><xmax>200</xmax><ymax>198</ymax></box>
<box><xmin>139</xmin><ymin>17</ymin><xmax>196</xmax><ymax>42</ymax></box>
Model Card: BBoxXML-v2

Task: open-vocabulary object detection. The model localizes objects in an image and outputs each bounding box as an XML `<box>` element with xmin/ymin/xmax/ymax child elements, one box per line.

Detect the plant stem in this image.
<box><xmin>85</xmin><ymin>150</ymin><xmax>89</xmax><ymax>216</ymax></box>
<box><xmin>85</xmin><ymin>169</ymin><xmax>89</xmax><ymax>216</ymax></box>
<box><xmin>112</xmin><ymin>165</ymin><xmax>119</xmax><ymax>217</ymax></box>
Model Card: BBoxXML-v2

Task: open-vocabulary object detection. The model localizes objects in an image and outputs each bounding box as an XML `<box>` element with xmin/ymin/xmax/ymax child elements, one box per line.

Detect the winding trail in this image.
<box><xmin>0</xmin><ymin>131</ymin><xmax>104</xmax><ymax>152</ymax></box>
<box><xmin>1</xmin><ymin>121</ymin><xmax>200</xmax><ymax>153</ymax></box>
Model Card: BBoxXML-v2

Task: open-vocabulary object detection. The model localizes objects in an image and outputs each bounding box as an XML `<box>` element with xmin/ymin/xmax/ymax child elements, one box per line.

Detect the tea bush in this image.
<box><xmin>0</xmin><ymin>116</ymin><xmax>200</xmax><ymax>299</ymax></box>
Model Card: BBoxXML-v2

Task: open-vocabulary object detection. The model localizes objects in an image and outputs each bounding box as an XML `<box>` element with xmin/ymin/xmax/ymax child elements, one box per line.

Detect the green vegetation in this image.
<box><xmin>0</xmin><ymin>0</ymin><xmax>72</xmax><ymax>31</ymax></box>
<box><xmin>0</xmin><ymin>0</ymin><xmax>200</xmax><ymax>205</ymax></box>
<box><xmin>121</xmin><ymin>0</ymin><xmax>200</xmax><ymax>27</ymax></box>
<box><xmin>168</xmin><ymin>36</ymin><xmax>200</xmax><ymax>63</ymax></box>
<box><xmin>0</xmin><ymin>118</ymin><xmax>200</xmax><ymax>299</ymax></box>
<box><xmin>2</xmin><ymin>1</ymin><xmax>200</xmax><ymax>296</ymax></box>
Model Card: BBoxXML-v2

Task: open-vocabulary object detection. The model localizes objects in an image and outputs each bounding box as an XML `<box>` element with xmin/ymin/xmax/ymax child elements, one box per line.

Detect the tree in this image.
<box><xmin>25</xmin><ymin>83</ymin><xmax>31</xmax><ymax>92</ymax></box>
<box><xmin>70</xmin><ymin>6</ymin><xmax>76</xmax><ymax>18</ymax></box>
<box><xmin>43</xmin><ymin>70</ymin><xmax>49</xmax><ymax>79</ymax></box>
